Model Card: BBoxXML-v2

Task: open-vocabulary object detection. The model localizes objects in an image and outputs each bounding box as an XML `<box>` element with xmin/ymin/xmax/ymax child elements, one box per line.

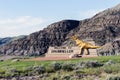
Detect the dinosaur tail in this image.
<box><xmin>89</xmin><ymin>46</ymin><xmax>101</xmax><ymax>49</ymax></box>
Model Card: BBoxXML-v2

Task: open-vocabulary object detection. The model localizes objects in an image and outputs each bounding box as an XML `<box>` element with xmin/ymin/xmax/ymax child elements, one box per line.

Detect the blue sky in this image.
<box><xmin>0</xmin><ymin>0</ymin><xmax>120</xmax><ymax>37</ymax></box>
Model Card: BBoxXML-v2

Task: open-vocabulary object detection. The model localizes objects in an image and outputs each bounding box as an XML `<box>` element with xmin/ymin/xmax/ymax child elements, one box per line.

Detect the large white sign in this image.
<box><xmin>47</xmin><ymin>46</ymin><xmax>80</xmax><ymax>54</ymax></box>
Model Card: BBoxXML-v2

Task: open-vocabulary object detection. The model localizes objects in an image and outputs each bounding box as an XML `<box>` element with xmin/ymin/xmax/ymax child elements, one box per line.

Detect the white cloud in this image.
<box><xmin>0</xmin><ymin>16</ymin><xmax>46</xmax><ymax>37</ymax></box>
<box><xmin>78</xmin><ymin>9</ymin><xmax>104</xmax><ymax>20</ymax></box>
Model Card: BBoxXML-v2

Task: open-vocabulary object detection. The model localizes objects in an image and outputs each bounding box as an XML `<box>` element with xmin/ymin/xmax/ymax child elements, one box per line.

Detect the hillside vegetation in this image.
<box><xmin>0</xmin><ymin>56</ymin><xmax>120</xmax><ymax>80</ymax></box>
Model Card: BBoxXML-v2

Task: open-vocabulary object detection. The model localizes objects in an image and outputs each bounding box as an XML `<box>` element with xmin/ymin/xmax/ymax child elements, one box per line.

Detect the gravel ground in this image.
<box><xmin>0</xmin><ymin>55</ymin><xmax>27</xmax><ymax>61</ymax></box>
<box><xmin>29</xmin><ymin>55</ymin><xmax>97</xmax><ymax>61</ymax></box>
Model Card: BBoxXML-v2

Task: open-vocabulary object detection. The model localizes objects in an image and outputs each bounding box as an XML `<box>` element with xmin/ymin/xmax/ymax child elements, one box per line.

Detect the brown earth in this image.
<box><xmin>29</xmin><ymin>55</ymin><xmax>98</xmax><ymax>61</ymax></box>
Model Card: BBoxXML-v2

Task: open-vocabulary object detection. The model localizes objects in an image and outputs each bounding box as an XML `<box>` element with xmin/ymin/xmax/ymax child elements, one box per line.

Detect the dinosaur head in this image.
<box><xmin>71</xmin><ymin>35</ymin><xmax>78</xmax><ymax>40</ymax></box>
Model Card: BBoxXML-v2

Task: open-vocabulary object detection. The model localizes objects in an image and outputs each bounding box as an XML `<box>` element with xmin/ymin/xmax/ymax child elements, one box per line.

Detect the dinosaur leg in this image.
<box><xmin>79</xmin><ymin>46</ymin><xmax>83</xmax><ymax>55</ymax></box>
<box><xmin>84</xmin><ymin>49</ymin><xmax>89</xmax><ymax>55</ymax></box>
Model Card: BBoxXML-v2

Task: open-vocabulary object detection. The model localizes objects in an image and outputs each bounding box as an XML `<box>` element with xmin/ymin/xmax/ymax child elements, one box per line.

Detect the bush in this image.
<box><xmin>105</xmin><ymin>60</ymin><xmax>115</xmax><ymax>66</ymax></box>
<box><xmin>32</xmin><ymin>66</ymin><xmax>46</xmax><ymax>74</ymax></box>
<box><xmin>106</xmin><ymin>76</ymin><xmax>120</xmax><ymax>80</ymax></box>
<box><xmin>62</xmin><ymin>63</ymin><xmax>75</xmax><ymax>71</ymax></box>
<box><xmin>46</xmin><ymin>66</ymin><xmax>55</xmax><ymax>73</ymax></box>
<box><xmin>5</xmin><ymin>68</ymin><xmax>19</xmax><ymax>77</ymax></box>
<box><xmin>52</xmin><ymin>77</ymin><xmax>58</xmax><ymax>80</ymax></box>
<box><xmin>102</xmin><ymin>64</ymin><xmax>120</xmax><ymax>74</ymax></box>
<box><xmin>21</xmin><ymin>66</ymin><xmax>33</xmax><ymax>76</ymax></box>
<box><xmin>51</xmin><ymin>62</ymin><xmax>62</xmax><ymax>71</ymax></box>
<box><xmin>46</xmin><ymin>62</ymin><xmax>62</xmax><ymax>73</ymax></box>
<box><xmin>0</xmin><ymin>59</ymin><xmax>4</xmax><ymax>62</ymax></box>
<box><xmin>62</xmin><ymin>75</ymin><xmax>71</xmax><ymax>80</ymax></box>
<box><xmin>75</xmin><ymin>62</ymin><xmax>85</xmax><ymax>69</ymax></box>
<box><xmin>84</xmin><ymin>61</ymin><xmax>103</xmax><ymax>68</ymax></box>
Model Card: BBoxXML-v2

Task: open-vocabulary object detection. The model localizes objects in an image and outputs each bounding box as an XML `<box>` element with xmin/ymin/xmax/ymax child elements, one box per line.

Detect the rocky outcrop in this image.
<box><xmin>1</xmin><ymin>4</ymin><xmax>120</xmax><ymax>56</ymax></box>
<box><xmin>0</xmin><ymin>35</ymin><xmax>27</xmax><ymax>46</ymax></box>
<box><xmin>0</xmin><ymin>37</ymin><xmax>12</xmax><ymax>45</ymax></box>
<box><xmin>0</xmin><ymin>20</ymin><xmax>79</xmax><ymax>56</ymax></box>
<box><xmin>97</xmin><ymin>40</ymin><xmax>120</xmax><ymax>56</ymax></box>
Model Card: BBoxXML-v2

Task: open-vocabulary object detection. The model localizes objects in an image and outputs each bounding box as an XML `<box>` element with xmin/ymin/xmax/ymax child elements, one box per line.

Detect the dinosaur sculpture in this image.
<box><xmin>71</xmin><ymin>36</ymin><xmax>101</xmax><ymax>55</ymax></box>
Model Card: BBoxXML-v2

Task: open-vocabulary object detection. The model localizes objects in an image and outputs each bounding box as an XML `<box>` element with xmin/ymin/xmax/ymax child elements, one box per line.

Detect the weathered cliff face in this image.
<box><xmin>97</xmin><ymin>40</ymin><xmax>120</xmax><ymax>56</ymax></box>
<box><xmin>0</xmin><ymin>37</ymin><xmax>12</xmax><ymax>46</ymax></box>
<box><xmin>0</xmin><ymin>36</ymin><xmax>27</xmax><ymax>46</ymax></box>
<box><xmin>1</xmin><ymin>4</ymin><xmax>120</xmax><ymax>56</ymax></box>
<box><xmin>0</xmin><ymin>20</ymin><xmax>79</xmax><ymax>56</ymax></box>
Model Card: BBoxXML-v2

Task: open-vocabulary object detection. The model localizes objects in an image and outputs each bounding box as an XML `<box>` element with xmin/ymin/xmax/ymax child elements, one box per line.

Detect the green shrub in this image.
<box><xmin>62</xmin><ymin>63</ymin><xmax>75</xmax><ymax>71</ymax></box>
<box><xmin>32</xmin><ymin>66</ymin><xmax>46</xmax><ymax>74</ymax></box>
<box><xmin>102</xmin><ymin>64</ymin><xmax>120</xmax><ymax>74</ymax></box>
<box><xmin>104</xmin><ymin>60</ymin><xmax>115</xmax><ymax>66</ymax></box>
<box><xmin>84</xmin><ymin>61</ymin><xmax>103</xmax><ymax>68</ymax></box>
<box><xmin>46</xmin><ymin>66</ymin><xmax>55</xmax><ymax>73</ymax></box>
<box><xmin>75</xmin><ymin>62</ymin><xmax>85</xmax><ymax>70</ymax></box>
<box><xmin>51</xmin><ymin>62</ymin><xmax>62</xmax><ymax>71</ymax></box>
<box><xmin>52</xmin><ymin>77</ymin><xmax>58</xmax><ymax>80</ymax></box>
<box><xmin>62</xmin><ymin>75</ymin><xmax>71</xmax><ymax>80</ymax></box>
<box><xmin>21</xmin><ymin>66</ymin><xmax>33</xmax><ymax>76</ymax></box>
<box><xmin>106</xmin><ymin>76</ymin><xmax>120</xmax><ymax>80</ymax></box>
<box><xmin>5</xmin><ymin>68</ymin><xmax>19</xmax><ymax>77</ymax></box>
<box><xmin>46</xmin><ymin>62</ymin><xmax>62</xmax><ymax>73</ymax></box>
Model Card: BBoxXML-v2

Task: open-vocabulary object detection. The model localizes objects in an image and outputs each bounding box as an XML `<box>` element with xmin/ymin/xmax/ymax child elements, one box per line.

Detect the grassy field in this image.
<box><xmin>0</xmin><ymin>56</ymin><xmax>120</xmax><ymax>79</ymax></box>
<box><xmin>0</xmin><ymin>56</ymin><xmax>120</xmax><ymax>70</ymax></box>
